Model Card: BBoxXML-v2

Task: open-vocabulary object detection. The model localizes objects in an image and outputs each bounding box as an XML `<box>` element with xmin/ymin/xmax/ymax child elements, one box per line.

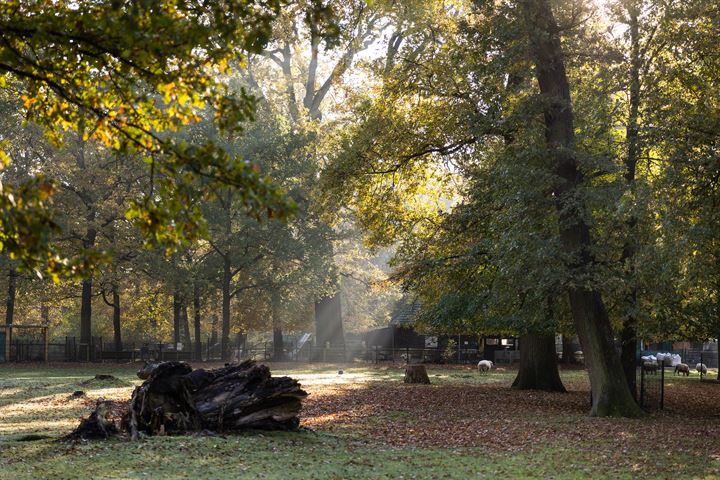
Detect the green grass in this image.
<box><xmin>0</xmin><ymin>433</ymin><xmax>612</xmax><ymax>479</ymax></box>
<box><xmin>1</xmin><ymin>363</ymin><xmax>718</xmax><ymax>479</ymax></box>
<box><xmin>3</xmin><ymin>430</ymin><xmax>714</xmax><ymax>480</ymax></box>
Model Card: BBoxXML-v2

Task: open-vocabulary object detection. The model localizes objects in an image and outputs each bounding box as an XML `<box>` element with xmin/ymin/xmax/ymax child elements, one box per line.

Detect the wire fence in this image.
<box><xmin>3</xmin><ymin>336</ymin><xmax>504</xmax><ymax>365</ymax></box>
<box><xmin>6</xmin><ymin>335</ymin><xmax>716</xmax><ymax>380</ymax></box>
<box><xmin>681</xmin><ymin>349</ymin><xmax>718</xmax><ymax>369</ymax></box>
<box><xmin>638</xmin><ymin>360</ymin><xmax>665</xmax><ymax>412</ymax></box>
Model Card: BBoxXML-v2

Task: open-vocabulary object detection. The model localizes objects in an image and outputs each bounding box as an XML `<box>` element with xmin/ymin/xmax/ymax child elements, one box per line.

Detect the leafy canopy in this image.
<box><xmin>0</xmin><ymin>0</ymin><xmax>294</xmax><ymax>275</ymax></box>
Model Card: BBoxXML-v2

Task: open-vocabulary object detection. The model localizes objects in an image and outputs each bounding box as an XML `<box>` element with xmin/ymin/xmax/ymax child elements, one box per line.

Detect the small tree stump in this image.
<box><xmin>404</xmin><ymin>364</ymin><xmax>430</xmax><ymax>384</ymax></box>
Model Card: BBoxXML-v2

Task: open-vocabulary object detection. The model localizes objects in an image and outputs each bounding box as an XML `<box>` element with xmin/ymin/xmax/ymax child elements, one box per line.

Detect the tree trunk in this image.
<box><xmin>112</xmin><ymin>283</ymin><xmax>122</xmax><ymax>355</ymax></box>
<box><xmin>181</xmin><ymin>301</ymin><xmax>190</xmax><ymax>346</ymax></box>
<box><xmin>620</xmin><ymin>1</ymin><xmax>642</xmax><ymax>402</ymax></box>
<box><xmin>519</xmin><ymin>0</ymin><xmax>642</xmax><ymax>417</ymax></box>
<box><xmin>562</xmin><ymin>334</ymin><xmax>574</xmax><ymax>364</ymax></box>
<box><xmin>70</xmin><ymin>361</ymin><xmax>308</xmax><ymax>440</ymax></box>
<box><xmin>272</xmin><ymin>291</ymin><xmax>285</xmax><ymax>361</ymax></box>
<box><xmin>80</xmin><ymin>277</ymin><xmax>93</xmax><ymax>345</ymax></box>
<box><xmin>5</xmin><ymin>269</ymin><xmax>16</xmax><ymax>325</ymax></box>
<box><xmin>41</xmin><ymin>304</ymin><xmax>49</xmax><ymax>324</ymax></box>
<box><xmin>193</xmin><ymin>283</ymin><xmax>202</xmax><ymax>361</ymax></box>
<box><xmin>620</xmin><ymin>299</ymin><xmax>638</xmax><ymax>399</ymax></box>
<box><xmin>237</xmin><ymin>332</ymin><xmax>247</xmax><ymax>358</ymax></box>
<box><xmin>80</xmin><ymin>225</ymin><xmax>97</xmax><ymax>346</ymax></box>
<box><xmin>210</xmin><ymin>314</ymin><xmax>218</xmax><ymax>347</ymax></box>
<box><xmin>512</xmin><ymin>334</ymin><xmax>566</xmax><ymax>392</ymax></box>
<box><xmin>221</xmin><ymin>256</ymin><xmax>231</xmax><ymax>361</ymax></box>
<box><xmin>404</xmin><ymin>364</ymin><xmax>430</xmax><ymax>384</ymax></box>
<box><xmin>172</xmin><ymin>291</ymin><xmax>182</xmax><ymax>346</ymax></box>
<box><xmin>314</xmin><ymin>292</ymin><xmax>345</xmax><ymax>349</ymax></box>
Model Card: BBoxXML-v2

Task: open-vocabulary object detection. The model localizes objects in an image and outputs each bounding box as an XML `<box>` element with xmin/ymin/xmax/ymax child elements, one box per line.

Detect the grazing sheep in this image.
<box><xmin>696</xmin><ymin>363</ymin><xmax>708</xmax><ymax>375</ymax></box>
<box><xmin>642</xmin><ymin>361</ymin><xmax>658</xmax><ymax>375</ymax></box>
<box><xmin>477</xmin><ymin>360</ymin><xmax>493</xmax><ymax>374</ymax></box>
<box><xmin>674</xmin><ymin>363</ymin><xmax>690</xmax><ymax>376</ymax></box>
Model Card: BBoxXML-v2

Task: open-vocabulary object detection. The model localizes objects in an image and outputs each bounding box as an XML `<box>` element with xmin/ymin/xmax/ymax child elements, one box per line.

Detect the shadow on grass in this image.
<box><xmin>1</xmin><ymin>363</ymin><xmax>719</xmax><ymax>479</ymax></box>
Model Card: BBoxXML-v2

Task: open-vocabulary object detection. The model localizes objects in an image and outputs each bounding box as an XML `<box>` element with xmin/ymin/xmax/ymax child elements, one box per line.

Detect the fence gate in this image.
<box><xmin>638</xmin><ymin>360</ymin><xmax>665</xmax><ymax>411</ymax></box>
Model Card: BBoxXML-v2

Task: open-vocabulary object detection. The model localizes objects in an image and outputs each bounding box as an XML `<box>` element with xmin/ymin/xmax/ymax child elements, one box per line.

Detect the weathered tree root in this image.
<box><xmin>66</xmin><ymin>399</ymin><xmax>126</xmax><ymax>440</ymax></box>
<box><xmin>69</xmin><ymin>360</ymin><xmax>308</xmax><ymax>440</ymax></box>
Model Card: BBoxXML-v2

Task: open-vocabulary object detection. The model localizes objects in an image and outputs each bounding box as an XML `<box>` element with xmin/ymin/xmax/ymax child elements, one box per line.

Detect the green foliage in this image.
<box><xmin>0</xmin><ymin>0</ymin><xmax>292</xmax><ymax>274</ymax></box>
<box><xmin>441</xmin><ymin>338</ymin><xmax>457</xmax><ymax>362</ymax></box>
<box><xmin>323</xmin><ymin>0</ymin><xmax>720</xmax><ymax>344</ymax></box>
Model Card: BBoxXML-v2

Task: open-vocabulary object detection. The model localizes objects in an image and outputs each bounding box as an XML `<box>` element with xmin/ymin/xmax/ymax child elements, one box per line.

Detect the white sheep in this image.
<box><xmin>477</xmin><ymin>360</ymin><xmax>494</xmax><ymax>374</ymax></box>
<box><xmin>696</xmin><ymin>363</ymin><xmax>708</xmax><ymax>374</ymax></box>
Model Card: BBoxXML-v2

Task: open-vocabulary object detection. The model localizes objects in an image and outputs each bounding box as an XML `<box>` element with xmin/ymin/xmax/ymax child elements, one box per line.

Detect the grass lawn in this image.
<box><xmin>1</xmin><ymin>362</ymin><xmax>719</xmax><ymax>479</ymax></box>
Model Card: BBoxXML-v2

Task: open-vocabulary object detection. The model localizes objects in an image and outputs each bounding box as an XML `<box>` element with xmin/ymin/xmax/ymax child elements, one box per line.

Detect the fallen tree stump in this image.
<box><xmin>404</xmin><ymin>364</ymin><xmax>430</xmax><ymax>384</ymax></box>
<box><xmin>69</xmin><ymin>360</ymin><xmax>307</xmax><ymax>440</ymax></box>
<box><xmin>67</xmin><ymin>400</ymin><xmax>124</xmax><ymax>439</ymax></box>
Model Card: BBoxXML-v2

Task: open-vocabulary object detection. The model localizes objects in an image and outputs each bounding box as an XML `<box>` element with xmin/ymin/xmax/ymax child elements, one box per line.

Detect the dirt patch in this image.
<box><xmin>79</xmin><ymin>375</ymin><xmax>129</xmax><ymax>387</ymax></box>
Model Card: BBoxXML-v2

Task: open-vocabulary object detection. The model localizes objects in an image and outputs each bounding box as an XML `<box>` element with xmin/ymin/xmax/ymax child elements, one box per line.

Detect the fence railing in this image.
<box><xmin>681</xmin><ymin>349</ymin><xmax>718</xmax><ymax>369</ymax></box>
<box><xmin>5</xmin><ymin>335</ymin><xmax>718</xmax><ymax>371</ymax></box>
<box><xmin>638</xmin><ymin>359</ymin><xmax>665</xmax><ymax>412</ymax></box>
<box><xmin>2</xmin><ymin>336</ymin><xmax>506</xmax><ymax>365</ymax></box>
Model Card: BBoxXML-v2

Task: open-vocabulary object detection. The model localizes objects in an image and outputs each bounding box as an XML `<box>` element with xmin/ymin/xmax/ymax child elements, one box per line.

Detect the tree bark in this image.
<box><xmin>221</xmin><ymin>256</ymin><xmax>231</xmax><ymax>361</ymax></box>
<box><xmin>210</xmin><ymin>314</ymin><xmax>218</xmax><ymax>347</ymax></box>
<box><xmin>271</xmin><ymin>291</ymin><xmax>285</xmax><ymax>361</ymax></box>
<box><xmin>112</xmin><ymin>283</ymin><xmax>122</xmax><ymax>355</ymax></box>
<box><xmin>620</xmin><ymin>0</ymin><xmax>642</xmax><ymax>402</ymax></box>
<box><xmin>404</xmin><ymin>364</ymin><xmax>430</xmax><ymax>384</ymax></box>
<box><xmin>181</xmin><ymin>301</ymin><xmax>190</xmax><ymax>346</ymax></box>
<box><xmin>172</xmin><ymin>291</ymin><xmax>182</xmax><ymax>346</ymax></box>
<box><xmin>314</xmin><ymin>292</ymin><xmax>345</xmax><ymax>349</ymax></box>
<box><xmin>512</xmin><ymin>334</ymin><xmax>566</xmax><ymax>392</ymax></box>
<box><xmin>193</xmin><ymin>283</ymin><xmax>202</xmax><ymax>361</ymax></box>
<box><xmin>519</xmin><ymin>0</ymin><xmax>642</xmax><ymax>417</ymax></box>
<box><xmin>80</xmin><ymin>277</ymin><xmax>93</xmax><ymax>345</ymax></box>
<box><xmin>5</xmin><ymin>268</ymin><xmax>16</xmax><ymax>325</ymax></box>
<box><xmin>71</xmin><ymin>361</ymin><xmax>308</xmax><ymax>440</ymax></box>
<box><xmin>561</xmin><ymin>334</ymin><xmax>574</xmax><ymax>364</ymax></box>
<box><xmin>79</xmin><ymin>225</ymin><xmax>97</xmax><ymax>346</ymax></box>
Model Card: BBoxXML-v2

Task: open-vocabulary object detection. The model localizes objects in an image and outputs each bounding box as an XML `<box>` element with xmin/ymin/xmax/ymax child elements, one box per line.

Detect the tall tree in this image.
<box><xmin>617</xmin><ymin>0</ymin><xmax>643</xmax><ymax>401</ymax></box>
<box><xmin>519</xmin><ymin>0</ymin><xmax>641</xmax><ymax>416</ymax></box>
